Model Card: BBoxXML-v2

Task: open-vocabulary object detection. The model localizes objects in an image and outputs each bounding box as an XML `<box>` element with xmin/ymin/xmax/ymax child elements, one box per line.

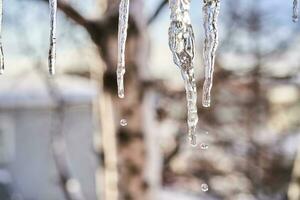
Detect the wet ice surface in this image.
<box><xmin>168</xmin><ymin>0</ymin><xmax>199</xmax><ymax>146</ymax></box>
<box><xmin>293</xmin><ymin>0</ymin><xmax>299</xmax><ymax>22</ymax></box>
<box><xmin>0</xmin><ymin>0</ymin><xmax>4</xmax><ymax>74</ymax></box>
<box><xmin>117</xmin><ymin>0</ymin><xmax>130</xmax><ymax>98</ymax></box>
<box><xmin>49</xmin><ymin>0</ymin><xmax>57</xmax><ymax>75</ymax></box>
<box><xmin>202</xmin><ymin>0</ymin><xmax>220</xmax><ymax>107</ymax></box>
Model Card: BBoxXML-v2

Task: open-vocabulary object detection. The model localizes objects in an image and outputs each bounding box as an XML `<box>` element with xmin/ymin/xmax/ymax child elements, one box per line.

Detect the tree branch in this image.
<box><xmin>147</xmin><ymin>0</ymin><xmax>168</xmax><ymax>25</ymax></box>
<box><xmin>38</xmin><ymin>0</ymin><xmax>89</xmax><ymax>27</ymax></box>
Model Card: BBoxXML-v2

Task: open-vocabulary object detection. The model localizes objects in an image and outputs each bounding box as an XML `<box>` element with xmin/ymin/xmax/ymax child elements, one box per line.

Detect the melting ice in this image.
<box><xmin>202</xmin><ymin>0</ymin><xmax>220</xmax><ymax>107</ymax></box>
<box><xmin>168</xmin><ymin>0</ymin><xmax>199</xmax><ymax>145</ymax></box>
<box><xmin>48</xmin><ymin>0</ymin><xmax>57</xmax><ymax>75</ymax></box>
<box><xmin>117</xmin><ymin>0</ymin><xmax>130</xmax><ymax>98</ymax></box>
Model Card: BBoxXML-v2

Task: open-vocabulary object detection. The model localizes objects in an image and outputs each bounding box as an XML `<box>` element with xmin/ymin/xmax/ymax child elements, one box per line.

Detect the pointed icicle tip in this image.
<box><xmin>49</xmin><ymin>69</ymin><xmax>55</xmax><ymax>76</ymax></box>
<box><xmin>293</xmin><ymin>16</ymin><xmax>299</xmax><ymax>23</ymax></box>
<box><xmin>118</xmin><ymin>91</ymin><xmax>125</xmax><ymax>99</ymax></box>
<box><xmin>189</xmin><ymin>134</ymin><xmax>197</xmax><ymax>147</ymax></box>
<box><xmin>293</xmin><ymin>0</ymin><xmax>299</xmax><ymax>23</ymax></box>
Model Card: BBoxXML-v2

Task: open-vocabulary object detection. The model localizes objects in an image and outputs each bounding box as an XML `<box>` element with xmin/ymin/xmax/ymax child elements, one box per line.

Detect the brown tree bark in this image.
<box><xmin>44</xmin><ymin>0</ymin><xmax>151</xmax><ymax>199</ymax></box>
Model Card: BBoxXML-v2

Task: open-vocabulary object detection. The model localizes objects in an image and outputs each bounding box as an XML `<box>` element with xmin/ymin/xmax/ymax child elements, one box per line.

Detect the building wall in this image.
<box><xmin>1</xmin><ymin>105</ymin><xmax>98</xmax><ymax>200</ymax></box>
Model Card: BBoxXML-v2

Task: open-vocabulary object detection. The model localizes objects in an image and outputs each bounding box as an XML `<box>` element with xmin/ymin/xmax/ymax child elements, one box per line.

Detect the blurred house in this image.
<box><xmin>0</xmin><ymin>74</ymin><xmax>98</xmax><ymax>200</ymax></box>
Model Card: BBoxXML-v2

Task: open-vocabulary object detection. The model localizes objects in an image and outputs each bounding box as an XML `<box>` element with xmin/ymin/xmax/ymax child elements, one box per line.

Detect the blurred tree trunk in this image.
<box><xmin>288</xmin><ymin>147</ymin><xmax>300</xmax><ymax>200</ymax></box>
<box><xmin>46</xmin><ymin>0</ymin><xmax>151</xmax><ymax>199</ymax></box>
<box><xmin>101</xmin><ymin>1</ymin><xmax>149</xmax><ymax>200</ymax></box>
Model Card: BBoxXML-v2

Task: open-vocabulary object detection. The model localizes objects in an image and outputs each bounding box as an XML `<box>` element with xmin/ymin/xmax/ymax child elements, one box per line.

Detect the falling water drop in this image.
<box><xmin>202</xmin><ymin>0</ymin><xmax>220</xmax><ymax>107</ymax></box>
<box><xmin>120</xmin><ymin>119</ymin><xmax>128</xmax><ymax>127</ymax></box>
<box><xmin>168</xmin><ymin>0</ymin><xmax>199</xmax><ymax>144</ymax></box>
<box><xmin>48</xmin><ymin>0</ymin><xmax>57</xmax><ymax>75</ymax></box>
<box><xmin>201</xmin><ymin>183</ymin><xmax>209</xmax><ymax>192</ymax></box>
<box><xmin>200</xmin><ymin>143</ymin><xmax>209</xmax><ymax>150</ymax></box>
<box><xmin>0</xmin><ymin>0</ymin><xmax>4</xmax><ymax>74</ymax></box>
<box><xmin>117</xmin><ymin>0</ymin><xmax>130</xmax><ymax>98</ymax></box>
<box><xmin>293</xmin><ymin>0</ymin><xmax>299</xmax><ymax>22</ymax></box>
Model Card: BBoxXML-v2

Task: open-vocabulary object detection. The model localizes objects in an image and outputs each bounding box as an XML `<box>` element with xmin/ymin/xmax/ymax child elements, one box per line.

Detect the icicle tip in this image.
<box><xmin>49</xmin><ymin>70</ymin><xmax>55</xmax><ymax>76</ymax></box>
<box><xmin>118</xmin><ymin>91</ymin><xmax>125</xmax><ymax>99</ymax></box>
<box><xmin>202</xmin><ymin>99</ymin><xmax>211</xmax><ymax>108</ymax></box>
<box><xmin>189</xmin><ymin>133</ymin><xmax>197</xmax><ymax>147</ymax></box>
<box><xmin>293</xmin><ymin>16</ymin><xmax>299</xmax><ymax>23</ymax></box>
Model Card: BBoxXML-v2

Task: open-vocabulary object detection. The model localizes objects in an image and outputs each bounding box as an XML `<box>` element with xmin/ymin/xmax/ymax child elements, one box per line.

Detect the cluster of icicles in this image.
<box><xmin>0</xmin><ymin>0</ymin><xmax>296</xmax><ymax>142</ymax></box>
<box><xmin>0</xmin><ymin>0</ymin><xmax>57</xmax><ymax>75</ymax></box>
<box><xmin>117</xmin><ymin>0</ymin><xmax>300</xmax><ymax>145</ymax></box>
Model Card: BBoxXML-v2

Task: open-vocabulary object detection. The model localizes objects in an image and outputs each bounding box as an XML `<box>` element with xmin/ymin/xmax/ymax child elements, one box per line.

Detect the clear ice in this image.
<box><xmin>117</xmin><ymin>0</ymin><xmax>130</xmax><ymax>98</ymax></box>
<box><xmin>0</xmin><ymin>0</ymin><xmax>4</xmax><ymax>74</ymax></box>
<box><xmin>293</xmin><ymin>0</ymin><xmax>299</xmax><ymax>22</ymax></box>
<box><xmin>168</xmin><ymin>0</ymin><xmax>199</xmax><ymax>145</ymax></box>
<box><xmin>202</xmin><ymin>0</ymin><xmax>220</xmax><ymax>107</ymax></box>
<box><xmin>49</xmin><ymin>0</ymin><xmax>57</xmax><ymax>75</ymax></box>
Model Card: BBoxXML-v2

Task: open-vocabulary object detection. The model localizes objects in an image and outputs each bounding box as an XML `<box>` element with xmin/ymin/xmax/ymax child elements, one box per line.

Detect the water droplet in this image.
<box><xmin>200</xmin><ymin>143</ymin><xmax>209</xmax><ymax>150</ymax></box>
<box><xmin>201</xmin><ymin>183</ymin><xmax>209</xmax><ymax>192</ymax></box>
<box><xmin>120</xmin><ymin>119</ymin><xmax>127</xmax><ymax>126</ymax></box>
<box><xmin>204</xmin><ymin>131</ymin><xmax>209</xmax><ymax>135</ymax></box>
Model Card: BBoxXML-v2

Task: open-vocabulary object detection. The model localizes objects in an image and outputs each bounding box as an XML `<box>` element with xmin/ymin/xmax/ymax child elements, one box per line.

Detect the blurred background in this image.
<box><xmin>0</xmin><ymin>0</ymin><xmax>299</xmax><ymax>199</ymax></box>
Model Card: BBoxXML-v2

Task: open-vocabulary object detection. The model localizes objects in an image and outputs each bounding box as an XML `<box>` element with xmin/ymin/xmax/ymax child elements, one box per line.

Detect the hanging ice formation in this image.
<box><xmin>0</xmin><ymin>0</ymin><xmax>4</xmax><ymax>74</ymax></box>
<box><xmin>48</xmin><ymin>0</ymin><xmax>57</xmax><ymax>75</ymax></box>
<box><xmin>202</xmin><ymin>0</ymin><xmax>220</xmax><ymax>107</ymax></box>
<box><xmin>168</xmin><ymin>0</ymin><xmax>199</xmax><ymax>145</ymax></box>
<box><xmin>117</xmin><ymin>0</ymin><xmax>130</xmax><ymax>98</ymax></box>
<box><xmin>293</xmin><ymin>0</ymin><xmax>299</xmax><ymax>22</ymax></box>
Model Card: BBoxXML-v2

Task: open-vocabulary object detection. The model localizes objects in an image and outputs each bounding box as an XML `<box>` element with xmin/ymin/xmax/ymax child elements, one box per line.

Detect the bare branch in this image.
<box><xmin>37</xmin><ymin>0</ymin><xmax>89</xmax><ymax>27</ymax></box>
<box><xmin>147</xmin><ymin>0</ymin><xmax>168</xmax><ymax>25</ymax></box>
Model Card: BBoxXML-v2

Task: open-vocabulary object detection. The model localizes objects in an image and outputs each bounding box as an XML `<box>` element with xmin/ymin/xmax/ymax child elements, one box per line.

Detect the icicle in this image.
<box><xmin>202</xmin><ymin>0</ymin><xmax>220</xmax><ymax>107</ymax></box>
<box><xmin>168</xmin><ymin>0</ymin><xmax>199</xmax><ymax>145</ymax></box>
<box><xmin>117</xmin><ymin>0</ymin><xmax>130</xmax><ymax>98</ymax></box>
<box><xmin>293</xmin><ymin>0</ymin><xmax>299</xmax><ymax>22</ymax></box>
<box><xmin>0</xmin><ymin>0</ymin><xmax>4</xmax><ymax>74</ymax></box>
<box><xmin>48</xmin><ymin>0</ymin><xmax>57</xmax><ymax>75</ymax></box>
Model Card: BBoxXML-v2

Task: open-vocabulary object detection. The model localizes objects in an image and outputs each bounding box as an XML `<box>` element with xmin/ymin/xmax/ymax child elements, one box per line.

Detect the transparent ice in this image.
<box><xmin>49</xmin><ymin>0</ymin><xmax>57</xmax><ymax>75</ymax></box>
<box><xmin>117</xmin><ymin>0</ymin><xmax>130</xmax><ymax>98</ymax></box>
<box><xmin>293</xmin><ymin>0</ymin><xmax>299</xmax><ymax>22</ymax></box>
<box><xmin>0</xmin><ymin>0</ymin><xmax>4</xmax><ymax>74</ymax></box>
<box><xmin>168</xmin><ymin>0</ymin><xmax>199</xmax><ymax>145</ymax></box>
<box><xmin>202</xmin><ymin>0</ymin><xmax>220</xmax><ymax>107</ymax></box>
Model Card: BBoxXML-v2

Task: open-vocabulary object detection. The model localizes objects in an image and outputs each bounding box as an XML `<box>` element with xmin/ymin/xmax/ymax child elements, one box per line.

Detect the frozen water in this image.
<box><xmin>0</xmin><ymin>0</ymin><xmax>4</xmax><ymax>74</ymax></box>
<box><xmin>48</xmin><ymin>0</ymin><xmax>57</xmax><ymax>75</ymax></box>
<box><xmin>202</xmin><ymin>0</ymin><xmax>220</xmax><ymax>107</ymax></box>
<box><xmin>168</xmin><ymin>0</ymin><xmax>199</xmax><ymax>145</ymax></box>
<box><xmin>117</xmin><ymin>0</ymin><xmax>130</xmax><ymax>98</ymax></box>
<box><xmin>293</xmin><ymin>0</ymin><xmax>299</xmax><ymax>22</ymax></box>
